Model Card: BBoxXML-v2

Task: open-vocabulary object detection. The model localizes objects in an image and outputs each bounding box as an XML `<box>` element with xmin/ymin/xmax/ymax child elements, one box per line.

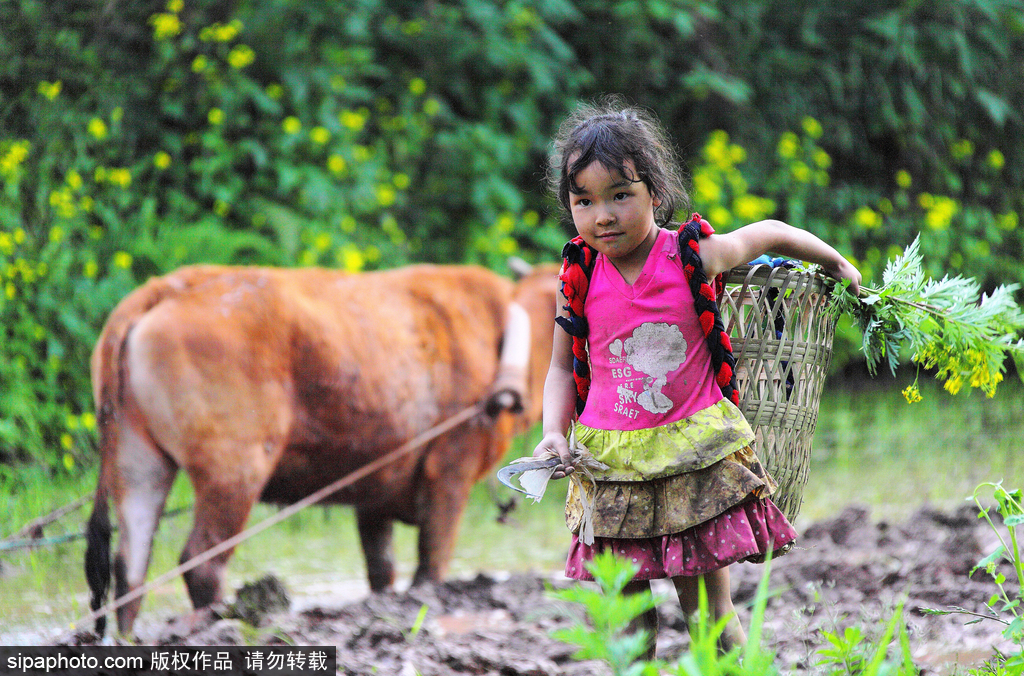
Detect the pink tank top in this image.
<box><xmin>578</xmin><ymin>228</ymin><xmax>723</xmax><ymax>431</ymax></box>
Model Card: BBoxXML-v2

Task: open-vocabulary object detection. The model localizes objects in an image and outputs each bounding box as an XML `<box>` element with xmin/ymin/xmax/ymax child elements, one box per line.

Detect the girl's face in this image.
<box><xmin>568</xmin><ymin>158</ymin><xmax>661</xmax><ymax>272</ymax></box>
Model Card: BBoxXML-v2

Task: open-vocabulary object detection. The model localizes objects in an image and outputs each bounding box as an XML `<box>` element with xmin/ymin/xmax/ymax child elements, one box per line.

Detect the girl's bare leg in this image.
<box><xmin>673</xmin><ymin>567</ymin><xmax>747</xmax><ymax>653</ymax></box>
<box><xmin>623</xmin><ymin>580</ymin><xmax>658</xmax><ymax>660</ymax></box>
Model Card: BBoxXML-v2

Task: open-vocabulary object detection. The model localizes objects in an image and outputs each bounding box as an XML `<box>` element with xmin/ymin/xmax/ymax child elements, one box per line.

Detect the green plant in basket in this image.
<box><xmin>831</xmin><ymin>236</ymin><xmax>1024</xmax><ymax>402</ymax></box>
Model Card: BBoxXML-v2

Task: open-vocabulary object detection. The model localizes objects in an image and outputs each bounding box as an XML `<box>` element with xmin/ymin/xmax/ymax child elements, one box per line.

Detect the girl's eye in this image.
<box><xmin>614</xmin><ymin>192</ymin><xmax>630</xmax><ymax>201</ymax></box>
<box><xmin>575</xmin><ymin>198</ymin><xmax>591</xmax><ymax>207</ymax></box>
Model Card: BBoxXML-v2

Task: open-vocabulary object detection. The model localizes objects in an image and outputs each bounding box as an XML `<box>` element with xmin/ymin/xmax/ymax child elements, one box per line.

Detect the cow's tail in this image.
<box><xmin>84</xmin><ymin>266</ymin><xmax>220</xmax><ymax>636</ymax></box>
<box><xmin>84</xmin><ymin>477</ymin><xmax>112</xmax><ymax>635</ymax></box>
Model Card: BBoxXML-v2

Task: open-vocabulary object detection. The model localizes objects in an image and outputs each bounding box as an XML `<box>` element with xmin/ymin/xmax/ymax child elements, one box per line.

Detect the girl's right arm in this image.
<box><xmin>532</xmin><ymin>288</ymin><xmax>579</xmax><ymax>478</ymax></box>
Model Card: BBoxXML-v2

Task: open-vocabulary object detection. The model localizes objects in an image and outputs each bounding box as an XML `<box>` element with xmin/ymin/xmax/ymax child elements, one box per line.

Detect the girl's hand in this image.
<box><xmin>533</xmin><ymin>431</ymin><xmax>575</xmax><ymax>479</ymax></box>
<box><xmin>826</xmin><ymin>258</ymin><xmax>862</xmax><ymax>296</ymax></box>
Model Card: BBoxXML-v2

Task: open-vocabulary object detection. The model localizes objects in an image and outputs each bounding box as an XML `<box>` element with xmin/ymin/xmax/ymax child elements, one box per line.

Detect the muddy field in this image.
<box><xmin>68</xmin><ymin>503</ymin><xmax>1015</xmax><ymax>675</ymax></box>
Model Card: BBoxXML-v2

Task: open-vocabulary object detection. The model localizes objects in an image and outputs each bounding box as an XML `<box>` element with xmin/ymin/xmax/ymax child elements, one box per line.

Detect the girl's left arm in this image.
<box><xmin>700</xmin><ymin>219</ymin><xmax>861</xmax><ymax>294</ymax></box>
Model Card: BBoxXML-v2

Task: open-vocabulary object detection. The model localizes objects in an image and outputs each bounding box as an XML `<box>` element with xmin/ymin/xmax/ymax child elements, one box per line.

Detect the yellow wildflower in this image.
<box><xmin>987</xmin><ymin>149</ymin><xmax>1005</xmax><ymax>170</ymax></box>
<box><xmin>200</xmin><ymin>22</ymin><xmax>240</xmax><ymax>43</ymax></box>
<box><xmin>375</xmin><ymin>185</ymin><xmax>397</xmax><ymax>207</ymax></box>
<box><xmin>338</xmin><ymin>245</ymin><xmax>365</xmax><ymax>272</ymax></box>
<box><xmin>282</xmin><ymin>116</ymin><xmax>302</xmax><ymax>135</ymax></box>
<box><xmin>228</xmin><ymin>45</ymin><xmax>255</xmax><ymax>69</ymax></box>
<box><xmin>997</xmin><ymin>212</ymin><xmax>1018</xmax><ymax>231</ymax></box>
<box><xmin>801</xmin><ymin>116</ymin><xmax>823</xmax><ymax>139</ymax></box>
<box><xmin>88</xmin><ymin>117</ymin><xmax>108</xmax><ymax>140</ymax></box>
<box><xmin>409</xmin><ymin>78</ymin><xmax>427</xmax><ymax>96</ymax></box>
<box><xmin>81</xmin><ymin>412</ymin><xmax>96</xmax><ymax>430</ymax></box>
<box><xmin>208</xmin><ymin>108</ymin><xmax>224</xmax><ymax>125</ymax></box>
<box><xmin>327</xmin><ymin>154</ymin><xmax>347</xmax><ymax>175</ymax></box>
<box><xmin>112</xmin><ymin>251</ymin><xmax>133</xmax><ymax>269</ymax></box>
<box><xmin>0</xmin><ymin>140</ymin><xmax>31</xmax><ymax>178</ymax></box>
<box><xmin>423</xmin><ymin>98</ymin><xmax>440</xmax><ymax>116</ymax></box>
<box><xmin>154</xmin><ymin>151</ymin><xmax>172</xmax><ymax>169</ymax></box>
<box><xmin>777</xmin><ymin>132</ymin><xmax>799</xmax><ymax>160</ymax></box>
<box><xmin>192</xmin><ymin>55</ymin><xmax>209</xmax><ymax>73</ymax></box>
<box><xmin>166</xmin><ymin>0</ymin><xmax>183</xmax><ymax>12</ymax></box>
<box><xmin>950</xmin><ymin>139</ymin><xmax>974</xmax><ymax>160</ymax></box>
<box><xmin>310</xmin><ymin>126</ymin><xmax>331</xmax><ymax>145</ymax></box>
<box><xmin>790</xmin><ymin>161</ymin><xmax>811</xmax><ymax>183</ymax></box>
<box><xmin>84</xmin><ymin>260</ymin><xmax>99</xmax><ymax>278</ymax></box>
<box><xmin>901</xmin><ymin>384</ymin><xmax>923</xmax><ymax>404</ymax></box>
<box><xmin>693</xmin><ymin>171</ymin><xmax>721</xmax><ymax>205</ymax></box>
<box><xmin>266</xmin><ymin>83</ymin><xmax>284</xmax><ymax>100</ymax></box>
<box><xmin>37</xmin><ymin>80</ymin><xmax>62</xmax><ymax>100</ymax></box>
<box><xmin>854</xmin><ymin>206</ymin><xmax>881</xmax><ymax>229</ymax></box>
<box><xmin>393</xmin><ymin>173</ymin><xmax>411</xmax><ymax>190</ymax></box>
<box><xmin>925</xmin><ymin>196</ymin><xmax>958</xmax><ymax>230</ymax></box>
<box><xmin>61</xmin><ymin>434</ymin><xmax>74</xmax><ymax>451</ymax></box>
<box><xmin>943</xmin><ymin>375</ymin><xmax>963</xmax><ymax>395</ymax></box>
<box><xmin>149</xmin><ymin>13</ymin><xmax>181</xmax><ymax>40</ymax></box>
<box><xmin>107</xmin><ymin>168</ymin><xmax>132</xmax><ymax>188</ymax></box>
<box><xmin>895</xmin><ymin>170</ymin><xmax>912</xmax><ymax>189</ymax></box>
<box><xmin>339</xmin><ymin>110</ymin><xmax>366</xmax><ymax>131</ymax></box>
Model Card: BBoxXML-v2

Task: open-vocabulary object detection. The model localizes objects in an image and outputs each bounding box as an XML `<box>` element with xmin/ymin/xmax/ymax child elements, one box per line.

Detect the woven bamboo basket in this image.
<box><xmin>718</xmin><ymin>264</ymin><xmax>839</xmax><ymax>523</ymax></box>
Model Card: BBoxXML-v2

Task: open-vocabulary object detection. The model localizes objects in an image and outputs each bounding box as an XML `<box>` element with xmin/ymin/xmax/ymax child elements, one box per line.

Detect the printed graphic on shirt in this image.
<box><xmin>607</xmin><ymin>322</ymin><xmax>687</xmax><ymax>417</ymax></box>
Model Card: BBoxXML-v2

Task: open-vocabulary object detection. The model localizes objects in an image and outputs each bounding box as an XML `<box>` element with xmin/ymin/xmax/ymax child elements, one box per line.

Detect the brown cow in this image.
<box><xmin>84</xmin><ymin>262</ymin><xmax>558</xmax><ymax>636</ymax></box>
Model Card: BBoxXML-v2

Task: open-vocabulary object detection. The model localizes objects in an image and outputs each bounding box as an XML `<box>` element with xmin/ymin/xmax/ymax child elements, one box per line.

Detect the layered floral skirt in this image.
<box><xmin>563</xmin><ymin>439</ymin><xmax>798</xmax><ymax>581</ymax></box>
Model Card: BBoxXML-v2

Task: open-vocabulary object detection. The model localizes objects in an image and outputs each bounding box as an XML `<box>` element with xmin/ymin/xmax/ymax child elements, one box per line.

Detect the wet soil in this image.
<box><xmin>68</xmin><ymin>504</ymin><xmax>1016</xmax><ymax>675</ymax></box>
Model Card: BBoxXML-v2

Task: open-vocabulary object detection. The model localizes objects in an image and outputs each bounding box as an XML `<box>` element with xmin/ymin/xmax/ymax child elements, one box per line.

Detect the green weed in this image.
<box><xmin>549</xmin><ymin>549</ymin><xmax>922</xmax><ymax>676</ymax></box>
<box><xmin>923</xmin><ymin>482</ymin><xmax>1024</xmax><ymax>675</ymax></box>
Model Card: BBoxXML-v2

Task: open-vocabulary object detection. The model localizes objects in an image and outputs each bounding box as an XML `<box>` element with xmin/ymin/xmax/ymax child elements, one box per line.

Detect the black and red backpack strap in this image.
<box><xmin>556</xmin><ymin>235</ymin><xmax>598</xmax><ymax>416</ymax></box>
<box><xmin>677</xmin><ymin>214</ymin><xmax>741</xmax><ymax>405</ymax></box>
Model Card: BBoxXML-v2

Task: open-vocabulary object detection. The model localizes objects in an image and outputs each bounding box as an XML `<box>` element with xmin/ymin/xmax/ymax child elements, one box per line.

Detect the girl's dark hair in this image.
<box><xmin>547</xmin><ymin>96</ymin><xmax>689</xmax><ymax>227</ymax></box>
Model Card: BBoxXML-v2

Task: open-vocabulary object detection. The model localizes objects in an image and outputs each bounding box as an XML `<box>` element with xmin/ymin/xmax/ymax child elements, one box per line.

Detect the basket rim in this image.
<box><xmin>723</xmin><ymin>263</ymin><xmax>835</xmax><ymax>292</ymax></box>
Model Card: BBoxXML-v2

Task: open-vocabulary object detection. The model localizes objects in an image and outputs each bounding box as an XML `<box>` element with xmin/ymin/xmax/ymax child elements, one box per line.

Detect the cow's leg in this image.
<box><xmin>180</xmin><ymin>455</ymin><xmax>266</xmax><ymax>610</ymax></box>
<box><xmin>412</xmin><ymin>435</ymin><xmax>484</xmax><ymax>587</ymax></box>
<box><xmin>112</xmin><ymin>424</ymin><xmax>177</xmax><ymax>635</ymax></box>
<box><xmin>412</xmin><ymin>477</ymin><xmax>474</xmax><ymax>587</ymax></box>
<box><xmin>356</xmin><ymin>508</ymin><xmax>396</xmax><ymax>592</ymax></box>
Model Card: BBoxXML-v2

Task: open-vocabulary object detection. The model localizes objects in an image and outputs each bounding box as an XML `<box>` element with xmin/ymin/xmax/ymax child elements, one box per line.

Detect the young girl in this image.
<box><xmin>534</xmin><ymin>99</ymin><xmax>861</xmax><ymax>656</ymax></box>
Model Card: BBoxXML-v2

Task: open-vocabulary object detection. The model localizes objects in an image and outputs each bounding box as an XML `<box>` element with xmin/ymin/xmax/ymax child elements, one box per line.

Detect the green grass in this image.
<box><xmin>0</xmin><ymin>379</ymin><xmax>1020</xmax><ymax>643</ymax></box>
<box><xmin>799</xmin><ymin>376</ymin><xmax>1023</xmax><ymax>527</ymax></box>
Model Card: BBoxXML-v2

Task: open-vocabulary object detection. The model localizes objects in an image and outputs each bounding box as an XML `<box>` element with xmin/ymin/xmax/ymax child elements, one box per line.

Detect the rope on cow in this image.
<box><xmin>58</xmin><ymin>401</ymin><xmax>487</xmax><ymax>643</ymax></box>
<box><xmin>554</xmin><ymin>213</ymin><xmax>741</xmax><ymax>414</ymax></box>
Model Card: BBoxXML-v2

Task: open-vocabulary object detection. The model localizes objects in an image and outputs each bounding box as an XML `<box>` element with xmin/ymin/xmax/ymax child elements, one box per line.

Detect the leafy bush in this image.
<box><xmin>3</xmin><ymin>0</ymin><xmax>1023</xmax><ymax>468</ymax></box>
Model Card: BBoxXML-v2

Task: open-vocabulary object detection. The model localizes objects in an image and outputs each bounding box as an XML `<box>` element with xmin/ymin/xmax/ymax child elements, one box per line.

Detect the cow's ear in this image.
<box><xmin>508</xmin><ymin>257</ymin><xmax>533</xmax><ymax>281</ymax></box>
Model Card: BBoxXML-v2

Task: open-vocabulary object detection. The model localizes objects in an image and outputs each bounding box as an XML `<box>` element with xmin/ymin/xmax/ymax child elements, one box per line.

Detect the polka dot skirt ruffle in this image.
<box><xmin>564</xmin><ymin>498</ymin><xmax>797</xmax><ymax>580</ymax></box>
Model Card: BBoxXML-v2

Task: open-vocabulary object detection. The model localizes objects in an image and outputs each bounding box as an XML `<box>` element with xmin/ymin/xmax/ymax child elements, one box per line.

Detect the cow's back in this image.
<box><xmin>115</xmin><ymin>264</ymin><xmax>516</xmax><ymax>505</ymax></box>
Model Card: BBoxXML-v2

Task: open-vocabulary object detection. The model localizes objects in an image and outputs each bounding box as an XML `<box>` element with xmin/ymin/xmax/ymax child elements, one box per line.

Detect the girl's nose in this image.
<box><xmin>594</xmin><ymin>203</ymin><xmax>616</xmax><ymax>225</ymax></box>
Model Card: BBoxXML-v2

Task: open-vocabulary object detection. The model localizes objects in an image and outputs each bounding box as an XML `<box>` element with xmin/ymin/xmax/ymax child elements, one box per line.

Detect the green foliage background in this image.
<box><xmin>2</xmin><ymin>0</ymin><xmax>1023</xmax><ymax>471</ymax></box>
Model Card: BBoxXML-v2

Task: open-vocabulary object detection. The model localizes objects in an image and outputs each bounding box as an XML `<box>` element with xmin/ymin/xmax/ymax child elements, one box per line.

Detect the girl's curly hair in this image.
<box><xmin>547</xmin><ymin>95</ymin><xmax>689</xmax><ymax>227</ymax></box>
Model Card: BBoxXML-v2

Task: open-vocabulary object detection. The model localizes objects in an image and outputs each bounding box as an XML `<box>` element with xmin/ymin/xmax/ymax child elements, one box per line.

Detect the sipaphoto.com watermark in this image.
<box><xmin>0</xmin><ymin>645</ymin><xmax>336</xmax><ymax>675</ymax></box>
